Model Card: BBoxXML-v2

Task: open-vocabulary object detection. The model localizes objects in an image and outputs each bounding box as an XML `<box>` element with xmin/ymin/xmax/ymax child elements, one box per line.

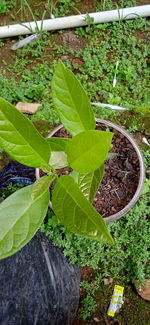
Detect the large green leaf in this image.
<box><xmin>52</xmin><ymin>60</ymin><xmax>95</xmax><ymax>136</ymax></box>
<box><xmin>52</xmin><ymin>175</ymin><xmax>114</xmax><ymax>244</ymax></box>
<box><xmin>66</xmin><ymin>130</ymin><xmax>113</xmax><ymax>173</ymax></box>
<box><xmin>71</xmin><ymin>165</ymin><xmax>104</xmax><ymax>202</ymax></box>
<box><xmin>0</xmin><ymin>182</ymin><xmax>50</xmax><ymax>260</ymax></box>
<box><xmin>46</xmin><ymin>137</ymin><xmax>70</xmax><ymax>151</ymax></box>
<box><xmin>0</xmin><ymin>97</ymin><xmax>50</xmax><ymax>171</ymax></box>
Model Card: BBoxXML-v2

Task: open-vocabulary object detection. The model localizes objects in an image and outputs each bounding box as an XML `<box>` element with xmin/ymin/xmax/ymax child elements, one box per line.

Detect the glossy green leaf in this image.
<box><xmin>49</xmin><ymin>151</ymin><xmax>68</xmax><ymax>169</ymax></box>
<box><xmin>0</xmin><ymin>97</ymin><xmax>50</xmax><ymax>171</ymax></box>
<box><xmin>31</xmin><ymin>175</ymin><xmax>54</xmax><ymax>200</ymax></box>
<box><xmin>46</xmin><ymin>137</ymin><xmax>70</xmax><ymax>151</ymax></box>
<box><xmin>52</xmin><ymin>60</ymin><xmax>96</xmax><ymax>136</ymax></box>
<box><xmin>52</xmin><ymin>175</ymin><xmax>114</xmax><ymax>244</ymax></box>
<box><xmin>0</xmin><ymin>184</ymin><xmax>50</xmax><ymax>260</ymax></box>
<box><xmin>71</xmin><ymin>165</ymin><xmax>104</xmax><ymax>202</ymax></box>
<box><xmin>66</xmin><ymin>130</ymin><xmax>113</xmax><ymax>173</ymax></box>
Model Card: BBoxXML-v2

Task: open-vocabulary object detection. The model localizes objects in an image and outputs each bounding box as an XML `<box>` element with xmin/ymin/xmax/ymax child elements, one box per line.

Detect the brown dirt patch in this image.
<box><xmin>134</xmin><ymin>30</ymin><xmax>150</xmax><ymax>41</ymax></box>
<box><xmin>93</xmin><ymin>124</ymin><xmax>140</xmax><ymax>218</ymax></box>
<box><xmin>60</xmin><ymin>31</ymin><xmax>87</xmax><ymax>53</ymax></box>
<box><xmin>78</xmin><ymin>0</ymin><xmax>97</xmax><ymax>13</ymax></box>
<box><xmin>0</xmin><ymin>40</ymin><xmax>15</xmax><ymax>71</ymax></box>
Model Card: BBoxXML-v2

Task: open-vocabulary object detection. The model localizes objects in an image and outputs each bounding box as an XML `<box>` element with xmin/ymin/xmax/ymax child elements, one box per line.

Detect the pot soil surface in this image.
<box><xmin>53</xmin><ymin>123</ymin><xmax>140</xmax><ymax>218</ymax></box>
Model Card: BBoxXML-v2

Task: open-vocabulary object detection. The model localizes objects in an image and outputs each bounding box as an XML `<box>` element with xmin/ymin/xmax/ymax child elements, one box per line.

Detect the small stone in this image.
<box><xmin>111</xmin><ymin>207</ymin><xmax>117</xmax><ymax>212</ymax></box>
<box><xmin>97</xmin><ymin>200</ymin><xmax>104</xmax><ymax>205</ymax></box>
<box><xmin>105</xmin><ymin>184</ymin><xmax>111</xmax><ymax>190</ymax></box>
<box><xmin>61</xmin><ymin>55</ymin><xmax>70</xmax><ymax>61</ymax></box>
<box><xmin>16</xmin><ymin>102</ymin><xmax>42</xmax><ymax>114</ymax></box>
<box><xmin>125</xmin><ymin>160</ymin><xmax>133</xmax><ymax>171</ymax></box>
<box><xmin>117</xmin><ymin>188</ymin><xmax>125</xmax><ymax>198</ymax></box>
<box><xmin>117</xmin><ymin>172</ymin><xmax>123</xmax><ymax>179</ymax></box>
<box><xmin>104</xmin><ymin>277</ymin><xmax>113</xmax><ymax>285</ymax></box>
<box><xmin>72</xmin><ymin>58</ymin><xmax>84</xmax><ymax>66</ymax></box>
<box><xmin>93</xmin><ymin>317</ymin><xmax>100</xmax><ymax>323</ymax></box>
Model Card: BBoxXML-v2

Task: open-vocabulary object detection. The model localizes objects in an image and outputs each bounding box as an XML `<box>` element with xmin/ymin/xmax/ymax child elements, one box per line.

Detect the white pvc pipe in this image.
<box><xmin>0</xmin><ymin>5</ymin><xmax>150</xmax><ymax>38</ymax></box>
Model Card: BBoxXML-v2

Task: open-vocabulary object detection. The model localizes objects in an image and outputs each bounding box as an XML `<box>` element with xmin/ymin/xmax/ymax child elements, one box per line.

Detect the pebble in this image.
<box><xmin>61</xmin><ymin>55</ymin><xmax>70</xmax><ymax>61</ymax></box>
<box><xmin>72</xmin><ymin>58</ymin><xmax>84</xmax><ymax>66</ymax></box>
<box><xmin>93</xmin><ymin>317</ymin><xmax>100</xmax><ymax>323</ymax></box>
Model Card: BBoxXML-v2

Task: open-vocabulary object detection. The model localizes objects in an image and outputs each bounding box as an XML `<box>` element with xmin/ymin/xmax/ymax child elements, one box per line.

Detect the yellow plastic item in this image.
<box><xmin>107</xmin><ymin>285</ymin><xmax>124</xmax><ymax>317</ymax></box>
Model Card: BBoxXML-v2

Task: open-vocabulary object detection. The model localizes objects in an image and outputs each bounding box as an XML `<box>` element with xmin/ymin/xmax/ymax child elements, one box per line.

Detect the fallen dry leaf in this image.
<box><xmin>135</xmin><ymin>279</ymin><xmax>150</xmax><ymax>301</ymax></box>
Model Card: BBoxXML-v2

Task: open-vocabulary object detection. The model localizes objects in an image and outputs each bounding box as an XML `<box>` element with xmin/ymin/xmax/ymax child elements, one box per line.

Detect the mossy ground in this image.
<box><xmin>73</xmin><ymin>277</ymin><xmax>150</xmax><ymax>324</ymax></box>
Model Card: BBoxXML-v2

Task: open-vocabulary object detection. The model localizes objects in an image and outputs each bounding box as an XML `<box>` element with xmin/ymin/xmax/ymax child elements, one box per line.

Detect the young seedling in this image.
<box><xmin>0</xmin><ymin>60</ymin><xmax>114</xmax><ymax>260</ymax></box>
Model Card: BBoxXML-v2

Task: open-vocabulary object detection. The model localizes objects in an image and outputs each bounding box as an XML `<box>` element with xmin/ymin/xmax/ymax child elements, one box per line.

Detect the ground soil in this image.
<box><xmin>72</xmin><ymin>267</ymin><xmax>150</xmax><ymax>325</ymax></box>
<box><xmin>0</xmin><ymin>0</ymin><xmax>149</xmax><ymax>73</ymax></box>
<box><xmin>53</xmin><ymin>122</ymin><xmax>140</xmax><ymax>218</ymax></box>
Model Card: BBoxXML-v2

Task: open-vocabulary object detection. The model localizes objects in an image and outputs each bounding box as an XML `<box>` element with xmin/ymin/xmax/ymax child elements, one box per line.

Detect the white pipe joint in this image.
<box><xmin>0</xmin><ymin>5</ymin><xmax>150</xmax><ymax>38</ymax></box>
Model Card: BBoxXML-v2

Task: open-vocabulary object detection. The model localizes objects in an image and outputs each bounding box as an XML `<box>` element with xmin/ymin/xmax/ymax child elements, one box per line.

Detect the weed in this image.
<box><xmin>143</xmin><ymin>148</ymin><xmax>150</xmax><ymax>167</ymax></box>
<box><xmin>80</xmin><ymin>295</ymin><xmax>97</xmax><ymax>320</ymax></box>
<box><xmin>0</xmin><ymin>0</ymin><xmax>15</xmax><ymax>13</ymax></box>
<box><xmin>72</xmin><ymin>19</ymin><xmax>150</xmax><ymax>109</ymax></box>
<box><xmin>0</xmin><ymin>0</ymin><xmax>7</xmax><ymax>14</ymax></box>
<box><xmin>0</xmin><ymin>41</ymin><xmax>4</xmax><ymax>48</ymax></box>
<box><xmin>0</xmin><ymin>183</ymin><xmax>24</xmax><ymax>200</ymax></box>
<box><xmin>50</xmin><ymin>0</ymin><xmax>80</xmax><ymax>17</ymax></box>
<box><xmin>84</xmin><ymin>14</ymin><xmax>94</xmax><ymax>28</ymax></box>
<box><xmin>97</xmin><ymin>0</ymin><xmax>136</xmax><ymax>11</ymax></box>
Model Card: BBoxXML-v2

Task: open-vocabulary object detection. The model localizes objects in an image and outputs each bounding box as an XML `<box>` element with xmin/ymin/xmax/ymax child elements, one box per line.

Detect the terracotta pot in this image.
<box><xmin>36</xmin><ymin>119</ymin><xmax>145</xmax><ymax>223</ymax></box>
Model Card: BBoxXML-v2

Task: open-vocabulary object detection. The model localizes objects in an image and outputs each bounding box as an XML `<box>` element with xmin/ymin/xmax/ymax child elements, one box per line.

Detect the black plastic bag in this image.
<box><xmin>0</xmin><ymin>233</ymin><xmax>81</xmax><ymax>325</ymax></box>
<box><xmin>0</xmin><ymin>161</ymin><xmax>35</xmax><ymax>189</ymax></box>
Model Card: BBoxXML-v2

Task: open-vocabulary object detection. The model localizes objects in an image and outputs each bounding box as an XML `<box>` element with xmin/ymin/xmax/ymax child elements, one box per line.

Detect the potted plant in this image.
<box><xmin>0</xmin><ymin>60</ymin><xmax>144</xmax><ymax>260</ymax></box>
<box><xmin>43</xmin><ymin>119</ymin><xmax>145</xmax><ymax>224</ymax></box>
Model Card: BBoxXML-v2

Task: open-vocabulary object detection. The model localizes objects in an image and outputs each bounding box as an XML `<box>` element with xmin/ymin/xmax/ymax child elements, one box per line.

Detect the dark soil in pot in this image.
<box><xmin>53</xmin><ymin>122</ymin><xmax>140</xmax><ymax>218</ymax></box>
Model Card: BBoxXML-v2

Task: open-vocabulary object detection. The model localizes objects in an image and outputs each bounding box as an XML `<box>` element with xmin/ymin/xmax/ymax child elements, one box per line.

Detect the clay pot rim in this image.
<box><xmin>36</xmin><ymin>118</ymin><xmax>145</xmax><ymax>223</ymax></box>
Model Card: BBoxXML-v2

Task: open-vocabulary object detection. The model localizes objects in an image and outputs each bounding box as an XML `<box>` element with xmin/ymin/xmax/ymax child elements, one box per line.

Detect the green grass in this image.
<box><xmin>0</xmin><ymin>7</ymin><xmax>149</xmax><ymax>131</ymax></box>
<box><xmin>0</xmin><ymin>0</ymin><xmax>15</xmax><ymax>14</ymax></box>
<box><xmin>73</xmin><ymin>18</ymin><xmax>150</xmax><ymax>108</ymax></box>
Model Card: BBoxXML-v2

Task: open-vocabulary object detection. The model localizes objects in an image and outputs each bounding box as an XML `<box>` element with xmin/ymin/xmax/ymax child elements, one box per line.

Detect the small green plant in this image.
<box><xmin>16</xmin><ymin>0</ymin><xmax>51</xmax><ymax>55</ymax></box>
<box><xmin>49</xmin><ymin>0</ymin><xmax>80</xmax><ymax>17</ymax></box>
<box><xmin>0</xmin><ymin>60</ymin><xmax>114</xmax><ymax>260</ymax></box>
<box><xmin>0</xmin><ymin>183</ymin><xmax>24</xmax><ymax>200</ymax></box>
<box><xmin>84</xmin><ymin>14</ymin><xmax>94</xmax><ymax>27</ymax></box>
<box><xmin>0</xmin><ymin>0</ymin><xmax>15</xmax><ymax>14</ymax></box>
<box><xmin>0</xmin><ymin>0</ymin><xmax>8</xmax><ymax>13</ymax></box>
<box><xmin>79</xmin><ymin>274</ymin><xmax>103</xmax><ymax>320</ymax></box>
<box><xmin>80</xmin><ymin>295</ymin><xmax>97</xmax><ymax>320</ymax></box>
